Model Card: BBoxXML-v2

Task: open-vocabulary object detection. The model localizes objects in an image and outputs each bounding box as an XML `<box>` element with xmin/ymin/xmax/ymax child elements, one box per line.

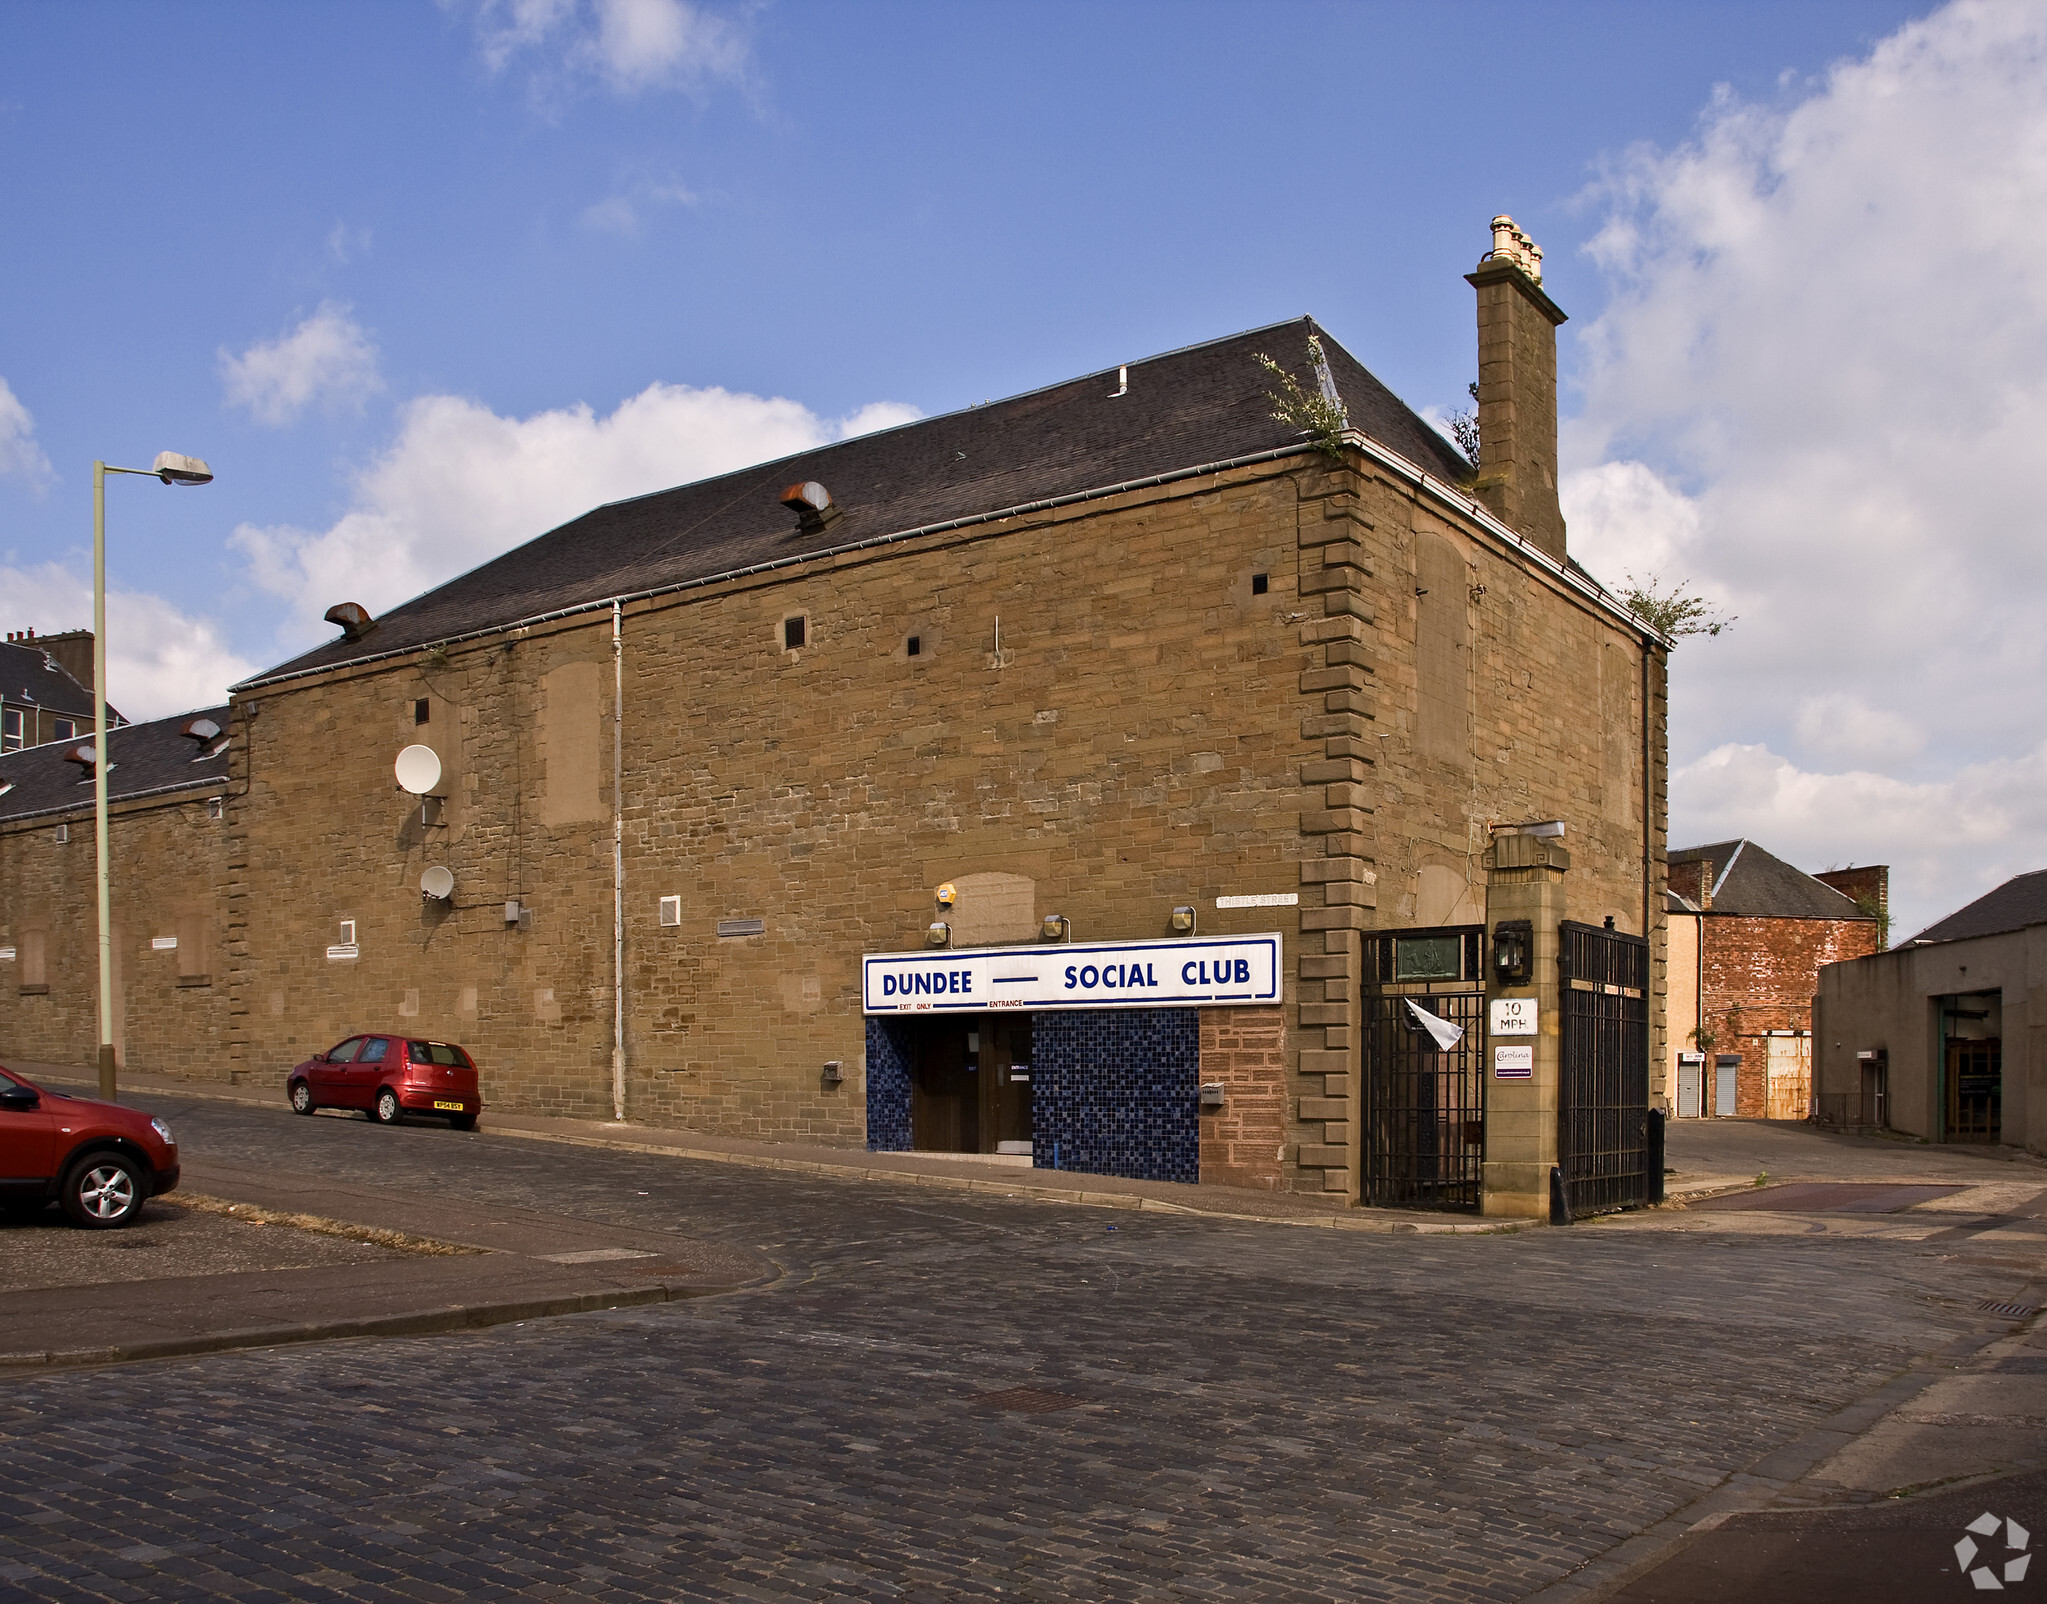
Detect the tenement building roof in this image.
<box><xmin>1669</xmin><ymin>838</ymin><xmax>1874</xmax><ymax>921</ymax></box>
<box><xmin>242</xmin><ymin>318</ymin><xmax>1474</xmax><ymax>687</ymax></box>
<box><xmin>0</xmin><ymin>707</ymin><xmax>232</xmax><ymax>823</ymax></box>
<box><xmin>0</xmin><ymin>638</ymin><xmax>97</xmax><ymax>721</ymax></box>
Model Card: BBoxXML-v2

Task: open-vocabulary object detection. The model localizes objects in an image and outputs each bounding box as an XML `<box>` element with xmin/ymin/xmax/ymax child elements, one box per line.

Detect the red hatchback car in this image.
<box><xmin>287</xmin><ymin>1034</ymin><xmax>483</xmax><ymax>1129</ymax></box>
<box><xmin>0</xmin><ymin>1063</ymin><xmax>180</xmax><ymax>1228</ymax></box>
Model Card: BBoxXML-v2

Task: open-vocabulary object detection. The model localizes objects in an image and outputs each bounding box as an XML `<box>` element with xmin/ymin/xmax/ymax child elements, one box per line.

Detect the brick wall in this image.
<box><xmin>1701</xmin><ymin>914</ymin><xmax>1880</xmax><ymax>1117</ymax></box>
<box><xmin>1199</xmin><ymin>1004</ymin><xmax>1286</xmax><ymax>1188</ymax></box>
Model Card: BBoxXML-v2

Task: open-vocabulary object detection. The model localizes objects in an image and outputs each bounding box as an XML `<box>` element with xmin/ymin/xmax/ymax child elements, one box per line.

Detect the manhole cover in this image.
<box><xmin>1690</xmin><ymin>1182</ymin><xmax>1966</xmax><ymax>1214</ymax></box>
<box><xmin>971</xmin><ymin>1387</ymin><xmax>1085</xmax><ymax>1414</ymax></box>
<box><xmin>1979</xmin><ymin>1300</ymin><xmax>2040</xmax><ymax>1320</ymax></box>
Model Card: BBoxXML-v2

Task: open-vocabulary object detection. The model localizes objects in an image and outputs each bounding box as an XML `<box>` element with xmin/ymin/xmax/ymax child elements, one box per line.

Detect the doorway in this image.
<box><xmin>1945</xmin><ymin>1038</ymin><xmax>2001</xmax><ymax>1142</ymax></box>
<box><xmin>911</xmin><ymin>1013</ymin><xmax>1034</xmax><ymax>1155</ymax></box>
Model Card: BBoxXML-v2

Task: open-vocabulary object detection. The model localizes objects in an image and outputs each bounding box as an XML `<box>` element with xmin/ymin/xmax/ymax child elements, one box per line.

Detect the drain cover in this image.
<box><xmin>1690</xmin><ymin>1182</ymin><xmax>1966</xmax><ymax>1214</ymax></box>
<box><xmin>1979</xmin><ymin>1300</ymin><xmax>2040</xmax><ymax>1320</ymax></box>
<box><xmin>972</xmin><ymin>1387</ymin><xmax>1084</xmax><ymax>1414</ymax></box>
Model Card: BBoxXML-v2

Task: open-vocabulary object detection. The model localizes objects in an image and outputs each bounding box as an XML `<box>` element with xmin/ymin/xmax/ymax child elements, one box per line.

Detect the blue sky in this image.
<box><xmin>12</xmin><ymin>0</ymin><xmax>2047</xmax><ymax>936</ymax></box>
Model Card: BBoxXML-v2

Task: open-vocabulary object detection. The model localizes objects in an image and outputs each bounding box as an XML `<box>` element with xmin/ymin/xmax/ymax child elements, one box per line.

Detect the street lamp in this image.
<box><xmin>91</xmin><ymin>451</ymin><xmax>213</xmax><ymax>1101</ymax></box>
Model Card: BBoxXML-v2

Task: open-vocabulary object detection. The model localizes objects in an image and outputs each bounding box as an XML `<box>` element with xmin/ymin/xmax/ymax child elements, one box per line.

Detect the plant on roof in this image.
<box><xmin>1619</xmin><ymin>572</ymin><xmax>1736</xmax><ymax>641</ymax></box>
<box><xmin>1449</xmin><ymin>381</ymin><xmax>1481</xmax><ymax>472</ymax></box>
<box><xmin>1256</xmin><ymin>334</ymin><xmax>1348</xmax><ymax>463</ymax></box>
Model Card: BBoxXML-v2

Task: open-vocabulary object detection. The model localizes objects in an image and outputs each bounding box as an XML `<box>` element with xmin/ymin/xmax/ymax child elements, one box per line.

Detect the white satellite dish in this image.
<box><xmin>394</xmin><ymin>744</ymin><xmax>442</xmax><ymax>795</ymax></box>
<box><xmin>420</xmin><ymin>865</ymin><xmax>455</xmax><ymax>901</ymax></box>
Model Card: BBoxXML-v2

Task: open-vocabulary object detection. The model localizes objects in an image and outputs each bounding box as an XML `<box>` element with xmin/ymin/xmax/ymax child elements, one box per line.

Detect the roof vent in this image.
<box><xmin>779</xmin><ymin>480</ymin><xmax>841</xmax><ymax>535</ymax></box>
<box><xmin>324</xmin><ymin>602</ymin><xmax>377</xmax><ymax>642</ymax></box>
<box><xmin>180</xmin><ymin>717</ymin><xmax>222</xmax><ymax>743</ymax></box>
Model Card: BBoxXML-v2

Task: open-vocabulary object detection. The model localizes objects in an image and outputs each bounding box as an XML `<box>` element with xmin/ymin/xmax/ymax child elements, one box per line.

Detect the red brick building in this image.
<box><xmin>1666</xmin><ymin>840</ymin><xmax>1884</xmax><ymax>1119</ymax></box>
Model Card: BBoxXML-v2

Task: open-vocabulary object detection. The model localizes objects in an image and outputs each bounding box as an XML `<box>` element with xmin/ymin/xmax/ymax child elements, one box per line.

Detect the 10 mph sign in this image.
<box><xmin>1490</xmin><ymin>998</ymin><xmax>1538</xmax><ymax>1035</ymax></box>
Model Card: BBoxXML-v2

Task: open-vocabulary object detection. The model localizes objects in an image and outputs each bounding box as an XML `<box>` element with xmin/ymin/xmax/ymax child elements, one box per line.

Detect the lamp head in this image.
<box><xmin>153</xmin><ymin>451</ymin><xmax>213</xmax><ymax>486</ymax></box>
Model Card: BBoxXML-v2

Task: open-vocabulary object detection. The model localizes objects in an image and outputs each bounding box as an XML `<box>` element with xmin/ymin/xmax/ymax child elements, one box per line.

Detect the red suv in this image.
<box><xmin>0</xmin><ymin>1064</ymin><xmax>180</xmax><ymax>1228</ymax></box>
<box><xmin>287</xmin><ymin>1034</ymin><xmax>483</xmax><ymax>1130</ymax></box>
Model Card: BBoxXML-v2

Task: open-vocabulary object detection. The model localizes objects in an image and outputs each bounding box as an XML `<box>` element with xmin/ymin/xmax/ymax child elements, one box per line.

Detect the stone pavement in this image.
<box><xmin>0</xmin><ymin>1089</ymin><xmax>2042</xmax><ymax>1601</ymax></box>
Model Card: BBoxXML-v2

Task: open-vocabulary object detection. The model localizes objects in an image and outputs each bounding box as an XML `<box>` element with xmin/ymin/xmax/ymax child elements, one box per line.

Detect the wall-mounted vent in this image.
<box><xmin>717</xmin><ymin>917</ymin><xmax>765</xmax><ymax>938</ymax></box>
<box><xmin>324</xmin><ymin>602</ymin><xmax>376</xmax><ymax>642</ymax></box>
<box><xmin>659</xmin><ymin>896</ymin><xmax>682</xmax><ymax>927</ymax></box>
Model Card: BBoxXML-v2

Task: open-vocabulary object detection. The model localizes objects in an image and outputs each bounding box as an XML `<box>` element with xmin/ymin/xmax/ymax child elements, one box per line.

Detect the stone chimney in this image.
<box><xmin>32</xmin><ymin>629</ymin><xmax>95</xmax><ymax>692</ymax></box>
<box><xmin>1465</xmin><ymin>215</ymin><xmax>1568</xmax><ymax>562</ymax></box>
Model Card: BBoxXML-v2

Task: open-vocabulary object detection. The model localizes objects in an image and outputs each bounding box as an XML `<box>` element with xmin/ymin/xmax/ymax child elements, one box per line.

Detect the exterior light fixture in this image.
<box><xmin>1492</xmin><ymin>919</ymin><xmax>1531</xmax><ymax>985</ymax></box>
<box><xmin>927</xmin><ymin>922</ymin><xmax>952</xmax><ymax>948</ymax></box>
<box><xmin>822</xmin><ymin>1061</ymin><xmax>845</xmax><ymax>1084</ymax></box>
<box><xmin>935</xmin><ymin>882</ymin><xmax>957</xmax><ymax>907</ymax></box>
<box><xmin>91</xmin><ymin>451</ymin><xmax>214</xmax><ymax>1101</ymax></box>
<box><xmin>1171</xmin><ymin>905</ymin><xmax>1196</xmax><ymax>934</ymax></box>
<box><xmin>1040</xmin><ymin>914</ymin><xmax>1070</xmax><ymax>943</ymax></box>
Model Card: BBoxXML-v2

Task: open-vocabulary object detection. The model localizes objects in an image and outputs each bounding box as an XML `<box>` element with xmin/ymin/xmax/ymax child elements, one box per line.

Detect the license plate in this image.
<box><xmin>433</xmin><ymin>1100</ymin><xmax>464</xmax><ymax>1111</ymax></box>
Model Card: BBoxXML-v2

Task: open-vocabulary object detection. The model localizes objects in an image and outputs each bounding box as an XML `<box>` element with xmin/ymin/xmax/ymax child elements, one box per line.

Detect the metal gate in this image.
<box><xmin>1362</xmin><ymin>927</ymin><xmax>1485</xmax><ymax>1211</ymax></box>
<box><xmin>1558</xmin><ymin>921</ymin><xmax>1650</xmax><ymax>1216</ymax></box>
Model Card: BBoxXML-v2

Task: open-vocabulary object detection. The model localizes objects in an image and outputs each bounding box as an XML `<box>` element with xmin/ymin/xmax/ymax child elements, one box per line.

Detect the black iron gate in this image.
<box><xmin>1362</xmin><ymin>927</ymin><xmax>1485</xmax><ymax>1211</ymax></box>
<box><xmin>1558</xmin><ymin>920</ymin><xmax>1650</xmax><ymax>1217</ymax></box>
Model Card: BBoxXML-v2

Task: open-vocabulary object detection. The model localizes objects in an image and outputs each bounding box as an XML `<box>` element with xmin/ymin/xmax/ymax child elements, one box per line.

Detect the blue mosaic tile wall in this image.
<box><xmin>864</xmin><ymin>1017</ymin><xmax>914</xmax><ymax>1152</ymax></box>
<box><xmin>1032</xmin><ymin>1008</ymin><xmax>1200</xmax><ymax>1184</ymax></box>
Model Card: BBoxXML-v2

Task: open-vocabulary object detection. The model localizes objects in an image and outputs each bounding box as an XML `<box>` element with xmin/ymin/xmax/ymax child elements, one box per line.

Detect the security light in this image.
<box><xmin>1171</xmin><ymin>906</ymin><xmax>1196</xmax><ymax>934</ymax></box>
<box><xmin>927</xmin><ymin>922</ymin><xmax>951</xmax><ymax>948</ymax></box>
<box><xmin>1040</xmin><ymin>914</ymin><xmax>1070</xmax><ymax>943</ymax></box>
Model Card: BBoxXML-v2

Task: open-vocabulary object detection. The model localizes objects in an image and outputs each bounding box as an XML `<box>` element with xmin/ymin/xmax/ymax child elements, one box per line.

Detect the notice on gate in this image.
<box><xmin>1489</xmin><ymin>997</ymin><xmax>1538</xmax><ymax>1036</ymax></box>
<box><xmin>1494</xmin><ymin>1045</ymin><xmax>1534</xmax><ymax>1079</ymax></box>
<box><xmin>862</xmin><ymin>933</ymin><xmax>1282</xmax><ymax>1014</ymax></box>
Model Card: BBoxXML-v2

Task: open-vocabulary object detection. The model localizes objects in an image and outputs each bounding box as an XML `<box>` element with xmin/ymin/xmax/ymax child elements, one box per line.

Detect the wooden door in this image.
<box><xmin>980</xmin><ymin>1016</ymin><xmax>1034</xmax><ymax>1152</ymax></box>
<box><xmin>912</xmin><ymin>1021</ymin><xmax>978</xmax><ymax>1152</ymax></box>
<box><xmin>1946</xmin><ymin>1039</ymin><xmax>2002</xmax><ymax>1142</ymax></box>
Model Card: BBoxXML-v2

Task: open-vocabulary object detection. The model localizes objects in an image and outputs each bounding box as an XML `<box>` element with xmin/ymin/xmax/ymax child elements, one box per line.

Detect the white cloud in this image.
<box><xmin>0</xmin><ymin>560</ymin><xmax>257</xmax><ymax>721</ymax></box>
<box><xmin>229</xmin><ymin>381</ymin><xmax>922</xmax><ymax>644</ymax></box>
<box><xmin>1571</xmin><ymin>0</ymin><xmax>2047</xmax><ymax>914</ymax></box>
<box><xmin>219</xmin><ymin>304</ymin><xmax>383</xmax><ymax>427</ymax></box>
<box><xmin>0</xmin><ymin>377</ymin><xmax>53</xmax><ymax>488</ymax></box>
<box><xmin>326</xmin><ymin>222</ymin><xmax>373</xmax><ymax>264</ymax></box>
<box><xmin>461</xmin><ymin>0</ymin><xmax>747</xmax><ymax>96</ymax></box>
<box><xmin>1674</xmin><ymin>740</ymin><xmax>2047</xmax><ymax>941</ymax></box>
<box><xmin>579</xmin><ymin>179</ymin><xmax>697</xmax><ymax>237</ymax></box>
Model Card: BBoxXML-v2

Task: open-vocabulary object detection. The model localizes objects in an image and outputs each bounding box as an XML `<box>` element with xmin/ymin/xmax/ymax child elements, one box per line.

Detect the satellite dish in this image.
<box><xmin>420</xmin><ymin>865</ymin><xmax>455</xmax><ymax>901</ymax></box>
<box><xmin>394</xmin><ymin>744</ymin><xmax>442</xmax><ymax>795</ymax></box>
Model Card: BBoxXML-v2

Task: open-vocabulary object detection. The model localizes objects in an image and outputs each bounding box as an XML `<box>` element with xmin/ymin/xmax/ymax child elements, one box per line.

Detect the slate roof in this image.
<box><xmin>1669</xmin><ymin>839</ymin><xmax>1873</xmax><ymax>922</ymax></box>
<box><xmin>1907</xmin><ymin>870</ymin><xmax>2047</xmax><ymax>946</ymax></box>
<box><xmin>243</xmin><ymin>318</ymin><xmax>1475</xmax><ymax>687</ymax></box>
<box><xmin>0</xmin><ymin>706</ymin><xmax>231</xmax><ymax>823</ymax></box>
<box><xmin>0</xmin><ymin>638</ymin><xmax>97</xmax><ymax>721</ymax></box>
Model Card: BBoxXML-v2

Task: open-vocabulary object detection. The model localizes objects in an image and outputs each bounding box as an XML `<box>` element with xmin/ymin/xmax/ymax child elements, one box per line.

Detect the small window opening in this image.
<box><xmin>906</xmin><ymin>635</ymin><xmax>922</xmax><ymax>657</ymax></box>
<box><xmin>53</xmin><ymin>718</ymin><xmax>76</xmax><ymax>740</ymax></box>
<box><xmin>414</xmin><ymin>698</ymin><xmax>430</xmax><ymax>725</ymax></box>
<box><xmin>1251</xmin><ymin>573</ymin><xmax>1269</xmax><ymax>595</ymax></box>
<box><xmin>783</xmin><ymin>616</ymin><xmax>807</xmax><ymax>651</ymax></box>
<box><xmin>207</xmin><ymin>797</ymin><xmax>224</xmax><ymax>820</ymax></box>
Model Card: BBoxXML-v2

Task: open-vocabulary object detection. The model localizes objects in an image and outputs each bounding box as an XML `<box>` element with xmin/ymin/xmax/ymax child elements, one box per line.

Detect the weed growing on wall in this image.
<box><xmin>1256</xmin><ymin>334</ymin><xmax>1348</xmax><ymax>462</ymax></box>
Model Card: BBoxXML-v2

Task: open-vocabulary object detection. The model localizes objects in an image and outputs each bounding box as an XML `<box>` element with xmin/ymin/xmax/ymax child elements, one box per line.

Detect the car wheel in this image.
<box><xmin>448</xmin><ymin>1113</ymin><xmax>477</xmax><ymax>1132</ymax></box>
<box><xmin>289</xmin><ymin>1080</ymin><xmax>315</xmax><ymax>1115</ymax></box>
<box><xmin>373</xmin><ymin>1088</ymin><xmax>402</xmax><ymax>1125</ymax></box>
<box><xmin>60</xmin><ymin>1153</ymin><xmax>144</xmax><ymax>1229</ymax></box>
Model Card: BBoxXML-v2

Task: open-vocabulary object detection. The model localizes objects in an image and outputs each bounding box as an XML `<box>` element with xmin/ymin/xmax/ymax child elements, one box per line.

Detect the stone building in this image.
<box><xmin>1815</xmin><ymin>870</ymin><xmax>2047</xmax><ymax>1154</ymax></box>
<box><xmin>1</xmin><ymin>217</ymin><xmax>1670</xmax><ymax>1204</ymax></box>
<box><xmin>1665</xmin><ymin>840</ymin><xmax>1883</xmax><ymax>1120</ymax></box>
<box><xmin>2</xmin><ymin>630</ymin><xmax>108</xmax><ymax>753</ymax></box>
<box><xmin>0</xmin><ymin>707</ymin><xmax>232</xmax><ymax>1074</ymax></box>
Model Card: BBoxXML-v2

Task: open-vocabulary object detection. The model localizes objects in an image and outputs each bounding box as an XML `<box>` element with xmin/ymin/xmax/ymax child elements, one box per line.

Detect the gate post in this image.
<box><xmin>1481</xmin><ymin>827</ymin><xmax>1570</xmax><ymax>1219</ymax></box>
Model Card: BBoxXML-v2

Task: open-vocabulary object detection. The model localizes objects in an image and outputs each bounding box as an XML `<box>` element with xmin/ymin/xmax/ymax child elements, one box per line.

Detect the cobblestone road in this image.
<box><xmin>0</xmin><ymin>1096</ymin><xmax>2032</xmax><ymax>1602</ymax></box>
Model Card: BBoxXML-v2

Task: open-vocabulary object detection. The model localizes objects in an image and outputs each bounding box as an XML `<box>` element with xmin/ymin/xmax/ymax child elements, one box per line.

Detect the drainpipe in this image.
<box><xmin>611</xmin><ymin>600</ymin><xmax>626</xmax><ymax>1123</ymax></box>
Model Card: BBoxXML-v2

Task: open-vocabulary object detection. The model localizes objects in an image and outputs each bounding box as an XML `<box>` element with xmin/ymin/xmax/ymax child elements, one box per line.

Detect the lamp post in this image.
<box><xmin>91</xmin><ymin>452</ymin><xmax>213</xmax><ymax>1102</ymax></box>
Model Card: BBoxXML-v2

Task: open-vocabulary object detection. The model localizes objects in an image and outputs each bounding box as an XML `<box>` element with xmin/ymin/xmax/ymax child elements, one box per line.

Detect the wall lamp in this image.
<box><xmin>926</xmin><ymin>922</ymin><xmax>952</xmax><ymax>948</ymax></box>
<box><xmin>1039</xmin><ymin>914</ymin><xmax>1070</xmax><ymax>943</ymax></box>
<box><xmin>822</xmin><ymin>1060</ymin><xmax>845</xmax><ymax>1085</ymax></box>
<box><xmin>1171</xmin><ymin>905</ymin><xmax>1197</xmax><ymax>934</ymax></box>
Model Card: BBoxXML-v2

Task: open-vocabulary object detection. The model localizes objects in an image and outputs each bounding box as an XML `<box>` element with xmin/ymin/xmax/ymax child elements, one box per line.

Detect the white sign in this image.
<box><xmin>863</xmin><ymin>933</ymin><xmax>1283</xmax><ymax>1014</ymax></box>
<box><xmin>1489</xmin><ymin>997</ymin><xmax>1538</xmax><ymax>1035</ymax></box>
<box><xmin>1494</xmin><ymin>1045</ymin><xmax>1533</xmax><ymax>1079</ymax></box>
<box><xmin>152</xmin><ymin>936</ymin><xmax>179</xmax><ymax>951</ymax></box>
<box><xmin>1216</xmin><ymin>893</ymin><xmax>1298</xmax><ymax>909</ymax></box>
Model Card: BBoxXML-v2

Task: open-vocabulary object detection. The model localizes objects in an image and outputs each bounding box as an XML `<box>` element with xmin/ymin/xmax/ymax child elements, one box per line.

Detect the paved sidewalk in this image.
<box><xmin>0</xmin><ymin>1157</ymin><xmax>773</xmax><ymax>1370</ymax></box>
<box><xmin>16</xmin><ymin>1059</ymin><xmax>1516</xmax><ymax>1234</ymax></box>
